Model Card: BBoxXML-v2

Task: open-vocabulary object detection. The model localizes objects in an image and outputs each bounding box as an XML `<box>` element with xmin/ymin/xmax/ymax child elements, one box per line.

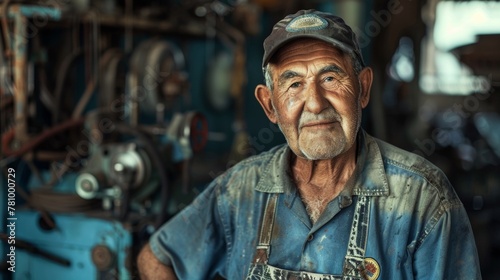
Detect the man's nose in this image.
<box><xmin>304</xmin><ymin>84</ymin><xmax>329</xmax><ymax>114</ymax></box>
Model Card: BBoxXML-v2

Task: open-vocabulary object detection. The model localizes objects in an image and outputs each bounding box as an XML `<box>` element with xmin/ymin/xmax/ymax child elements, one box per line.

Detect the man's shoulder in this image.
<box><xmin>367</xmin><ymin>134</ymin><xmax>460</xmax><ymax>204</ymax></box>
<box><xmin>372</xmin><ymin>136</ymin><xmax>437</xmax><ymax>174</ymax></box>
<box><xmin>204</xmin><ymin>144</ymin><xmax>287</xmax><ymax>210</ymax></box>
<box><xmin>374</xmin><ymin>137</ymin><xmax>443</xmax><ymax>178</ymax></box>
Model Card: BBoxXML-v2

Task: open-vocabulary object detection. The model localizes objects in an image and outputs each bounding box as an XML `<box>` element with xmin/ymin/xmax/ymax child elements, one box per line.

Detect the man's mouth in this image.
<box><xmin>300</xmin><ymin>120</ymin><xmax>338</xmax><ymax>129</ymax></box>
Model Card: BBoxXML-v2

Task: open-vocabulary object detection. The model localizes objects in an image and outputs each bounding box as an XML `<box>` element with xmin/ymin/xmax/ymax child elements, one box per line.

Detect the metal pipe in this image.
<box><xmin>80</xmin><ymin>13</ymin><xmax>205</xmax><ymax>35</ymax></box>
<box><xmin>1</xmin><ymin>117</ymin><xmax>85</xmax><ymax>157</ymax></box>
<box><xmin>2</xmin><ymin>4</ymin><xmax>62</xmax><ymax>140</ymax></box>
<box><xmin>1</xmin><ymin>0</ymin><xmax>12</xmax><ymax>57</ymax></box>
<box><xmin>12</xmin><ymin>5</ymin><xmax>28</xmax><ymax>145</ymax></box>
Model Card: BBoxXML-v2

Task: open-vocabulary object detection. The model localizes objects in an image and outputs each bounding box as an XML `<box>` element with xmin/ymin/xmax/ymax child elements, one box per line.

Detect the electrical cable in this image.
<box><xmin>0</xmin><ymin>233</ymin><xmax>71</xmax><ymax>267</ymax></box>
<box><xmin>72</xmin><ymin>13</ymin><xmax>102</xmax><ymax>120</ymax></box>
<box><xmin>72</xmin><ymin>79</ymin><xmax>96</xmax><ymax>119</ymax></box>
<box><xmin>29</xmin><ymin>189</ymin><xmax>100</xmax><ymax>213</ymax></box>
<box><xmin>1</xmin><ymin>117</ymin><xmax>84</xmax><ymax>157</ymax></box>
<box><xmin>0</xmin><ymin>96</ymin><xmax>12</xmax><ymax>123</ymax></box>
<box><xmin>1</xmin><ymin>168</ymin><xmax>56</xmax><ymax>230</ymax></box>
<box><xmin>52</xmin><ymin>48</ymin><xmax>83</xmax><ymax>123</ymax></box>
<box><xmin>114</xmin><ymin>123</ymin><xmax>171</xmax><ymax>229</ymax></box>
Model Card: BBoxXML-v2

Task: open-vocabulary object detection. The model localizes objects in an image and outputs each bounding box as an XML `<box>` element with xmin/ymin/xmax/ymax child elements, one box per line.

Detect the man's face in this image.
<box><xmin>256</xmin><ymin>39</ymin><xmax>372</xmax><ymax>160</ymax></box>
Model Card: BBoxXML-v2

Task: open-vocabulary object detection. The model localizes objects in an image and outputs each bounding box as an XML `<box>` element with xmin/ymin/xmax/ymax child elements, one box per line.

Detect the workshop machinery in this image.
<box><xmin>0</xmin><ymin>1</ymin><xmax>259</xmax><ymax>278</ymax></box>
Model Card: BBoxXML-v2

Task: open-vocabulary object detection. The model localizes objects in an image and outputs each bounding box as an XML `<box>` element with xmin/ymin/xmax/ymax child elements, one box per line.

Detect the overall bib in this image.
<box><xmin>246</xmin><ymin>194</ymin><xmax>378</xmax><ymax>280</ymax></box>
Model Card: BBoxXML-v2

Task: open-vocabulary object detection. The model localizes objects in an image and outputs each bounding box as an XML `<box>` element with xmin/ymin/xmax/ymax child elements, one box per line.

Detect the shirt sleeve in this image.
<box><xmin>149</xmin><ymin>182</ymin><xmax>227</xmax><ymax>280</ymax></box>
<box><xmin>412</xmin><ymin>203</ymin><xmax>482</xmax><ymax>279</ymax></box>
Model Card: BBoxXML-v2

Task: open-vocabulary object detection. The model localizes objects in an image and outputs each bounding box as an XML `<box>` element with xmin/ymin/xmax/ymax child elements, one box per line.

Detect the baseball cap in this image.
<box><xmin>262</xmin><ymin>9</ymin><xmax>365</xmax><ymax>69</ymax></box>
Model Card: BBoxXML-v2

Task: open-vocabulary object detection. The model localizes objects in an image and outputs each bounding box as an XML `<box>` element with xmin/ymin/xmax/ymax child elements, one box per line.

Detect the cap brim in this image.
<box><xmin>262</xmin><ymin>34</ymin><xmax>356</xmax><ymax>68</ymax></box>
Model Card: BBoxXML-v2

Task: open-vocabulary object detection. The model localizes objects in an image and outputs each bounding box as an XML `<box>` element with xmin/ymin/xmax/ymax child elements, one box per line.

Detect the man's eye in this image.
<box><xmin>324</xmin><ymin>76</ymin><xmax>335</xmax><ymax>82</ymax></box>
<box><xmin>290</xmin><ymin>82</ymin><xmax>301</xmax><ymax>88</ymax></box>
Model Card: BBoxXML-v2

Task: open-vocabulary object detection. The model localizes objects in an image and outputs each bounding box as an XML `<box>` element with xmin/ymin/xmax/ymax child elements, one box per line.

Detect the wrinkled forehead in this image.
<box><xmin>268</xmin><ymin>38</ymin><xmax>353</xmax><ymax>71</ymax></box>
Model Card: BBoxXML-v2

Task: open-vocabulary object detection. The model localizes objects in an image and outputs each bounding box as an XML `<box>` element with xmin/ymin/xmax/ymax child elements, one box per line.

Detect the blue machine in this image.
<box><xmin>14</xmin><ymin>211</ymin><xmax>132</xmax><ymax>280</ymax></box>
<box><xmin>3</xmin><ymin>111</ymin><xmax>206</xmax><ymax>279</ymax></box>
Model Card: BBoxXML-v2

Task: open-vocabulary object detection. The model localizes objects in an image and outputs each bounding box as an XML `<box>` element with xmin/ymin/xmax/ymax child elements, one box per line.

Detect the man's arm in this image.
<box><xmin>412</xmin><ymin>205</ymin><xmax>482</xmax><ymax>279</ymax></box>
<box><xmin>137</xmin><ymin>242</ymin><xmax>177</xmax><ymax>280</ymax></box>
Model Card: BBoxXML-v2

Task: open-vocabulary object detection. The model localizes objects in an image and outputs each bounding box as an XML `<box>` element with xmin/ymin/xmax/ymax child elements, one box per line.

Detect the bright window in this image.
<box><xmin>420</xmin><ymin>1</ymin><xmax>500</xmax><ymax>95</ymax></box>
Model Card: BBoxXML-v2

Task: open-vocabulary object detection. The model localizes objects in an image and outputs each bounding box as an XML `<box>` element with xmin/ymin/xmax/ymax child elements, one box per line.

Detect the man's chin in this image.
<box><xmin>298</xmin><ymin>146</ymin><xmax>343</xmax><ymax>160</ymax></box>
<box><xmin>296</xmin><ymin>134</ymin><xmax>344</xmax><ymax>157</ymax></box>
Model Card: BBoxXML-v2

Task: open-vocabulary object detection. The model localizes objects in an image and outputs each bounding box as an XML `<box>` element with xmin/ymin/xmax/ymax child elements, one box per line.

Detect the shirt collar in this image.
<box><xmin>351</xmin><ymin>129</ymin><xmax>389</xmax><ymax>197</ymax></box>
<box><xmin>254</xmin><ymin>129</ymin><xmax>389</xmax><ymax>197</ymax></box>
<box><xmin>254</xmin><ymin>144</ymin><xmax>292</xmax><ymax>193</ymax></box>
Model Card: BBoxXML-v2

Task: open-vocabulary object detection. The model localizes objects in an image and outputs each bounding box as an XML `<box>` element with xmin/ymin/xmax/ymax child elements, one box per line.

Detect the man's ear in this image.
<box><xmin>255</xmin><ymin>84</ymin><xmax>277</xmax><ymax>124</ymax></box>
<box><xmin>358</xmin><ymin>67</ymin><xmax>373</xmax><ymax>108</ymax></box>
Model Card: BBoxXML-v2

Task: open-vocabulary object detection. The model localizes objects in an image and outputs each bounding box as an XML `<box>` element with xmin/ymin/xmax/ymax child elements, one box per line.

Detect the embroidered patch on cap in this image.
<box><xmin>363</xmin><ymin>257</ymin><xmax>380</xmax><ymax>280</ymax></box>
<box><xmin>285</xmin><ymin>14</ymin><xmax>328</xmax><ymax>32</ymax></box>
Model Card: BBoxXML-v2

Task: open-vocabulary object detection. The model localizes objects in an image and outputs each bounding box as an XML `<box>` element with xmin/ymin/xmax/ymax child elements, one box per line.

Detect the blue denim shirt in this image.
<box><xmin>150</xmin><ymin>130</ymin><xmax>481</xmax><ymax>279</ymax></box>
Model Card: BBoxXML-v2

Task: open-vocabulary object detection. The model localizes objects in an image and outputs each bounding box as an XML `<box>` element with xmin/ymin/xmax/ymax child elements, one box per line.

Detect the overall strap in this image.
<box><xmin>343</xmin><ymin>195</ymin><xmax>372</xmax><ymax>278</ymax></box>
<box><xmin>252</xmin><ymin>194</ymin><xmax>279</xmax><ymax>265</ymax></box>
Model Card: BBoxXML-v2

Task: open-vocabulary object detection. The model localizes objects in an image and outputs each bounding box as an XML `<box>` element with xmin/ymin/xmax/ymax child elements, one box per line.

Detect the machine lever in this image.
<box><xmin>0</xmin><ymin>233</ymin><xmax>71</xmax><ymax>267</ymax></box>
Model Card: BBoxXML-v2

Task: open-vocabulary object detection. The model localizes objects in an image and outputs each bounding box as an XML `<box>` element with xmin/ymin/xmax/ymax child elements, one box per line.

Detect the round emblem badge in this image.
<box><xmin>285</xmin><ymin>14</ymin><xmax>328</xmax><ymax>32</ymax></box>
<box><xmin>363</xmin><ymin>257</ymin><xmax>380</xmax><ymax>280</ymax></box>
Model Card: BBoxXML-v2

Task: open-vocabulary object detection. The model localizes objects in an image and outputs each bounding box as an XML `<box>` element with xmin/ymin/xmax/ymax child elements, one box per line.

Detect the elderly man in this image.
<box><xmin>137</xmin><ymin>9</ymin><xmax>481</xmax><ymax>279</ymax></box>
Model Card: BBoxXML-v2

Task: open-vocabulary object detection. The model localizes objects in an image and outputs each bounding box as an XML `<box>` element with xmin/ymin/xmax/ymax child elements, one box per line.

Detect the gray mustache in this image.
<box><xmin>299</xmin><ymin>109</ymin><xmax>341</xmax><ymax>128</ymax></box>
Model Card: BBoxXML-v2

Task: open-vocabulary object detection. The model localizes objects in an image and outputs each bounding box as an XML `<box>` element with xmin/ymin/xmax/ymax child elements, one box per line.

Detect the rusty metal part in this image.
<box><xmin>12</xmin><ymin>6</ymin><xmax>28</xmax><ymax>145</ymax></box>
<box><xmin>91</xmin><ymin>245</ymin><xmax>115</xmax><ymax>271</ymax></box>
<box><xmin>1</xmin><ymin>4</ymin><xmax>62</xmax><ymax>145</ymax></box>
<box><xmin>185</xmin><ymin>111</ymin><xmax>208</xmax><ymax>153</ymax></box>
<box><xmin>0</xmin><ymin>0</ymin><xmax>12</xmax><ymax>57</ymax></box>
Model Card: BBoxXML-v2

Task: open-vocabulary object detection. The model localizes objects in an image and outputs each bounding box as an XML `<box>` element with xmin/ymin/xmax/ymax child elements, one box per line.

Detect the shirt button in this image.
<box><xmin>307</xmin><ymin>234</ymin><xmax>314</xmax><ymax>242</ymax></box>
<box><xmin>339</xmin><ymin>196</ymin><xmax>353</xmax><ymax>208</ymax></box>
